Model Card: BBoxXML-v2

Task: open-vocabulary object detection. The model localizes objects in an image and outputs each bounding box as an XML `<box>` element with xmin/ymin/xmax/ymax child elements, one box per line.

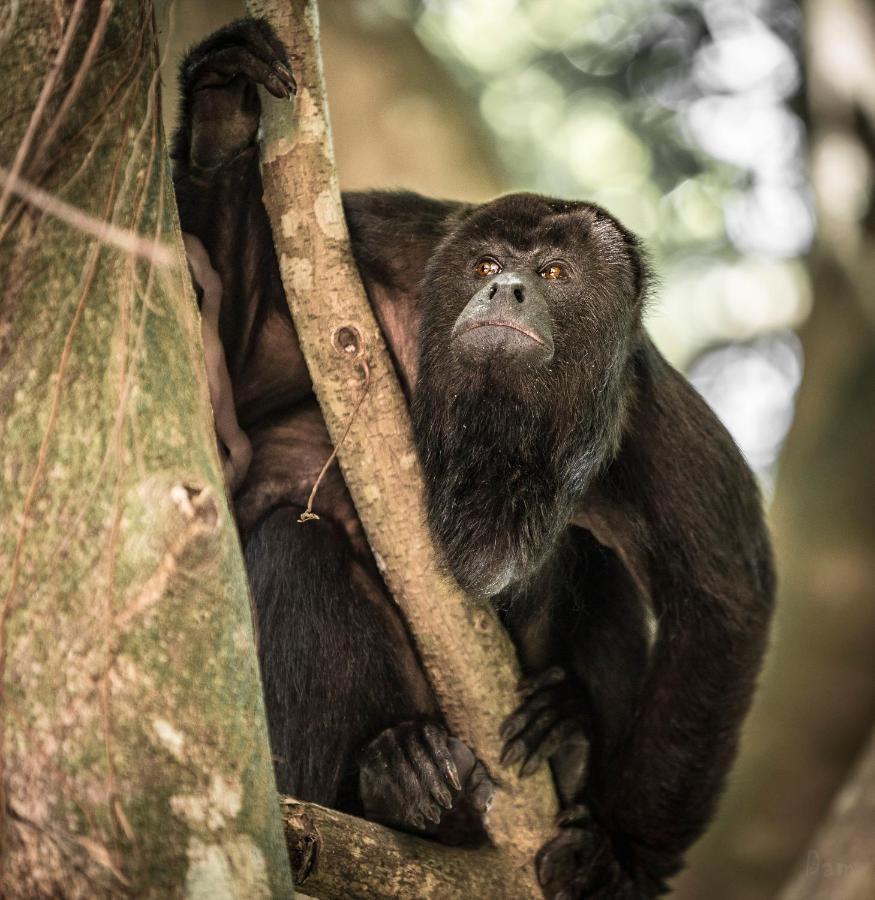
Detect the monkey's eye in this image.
<box><xmin>474</xmin><ymin>258</ymin><xmax>501</xmax><ymax>278</ymax></box>
<box><xmin>540</xmin><ymin>263</ymin><xmax>567</xmax><ymax>281</ymax></box>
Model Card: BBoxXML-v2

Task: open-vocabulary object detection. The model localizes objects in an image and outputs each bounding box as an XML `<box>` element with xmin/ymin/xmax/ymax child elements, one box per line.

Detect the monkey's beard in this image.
<box><xmin>412</xmin><ymin>359</ymin><xmax>612</xmax><ymax>600</ymax></box>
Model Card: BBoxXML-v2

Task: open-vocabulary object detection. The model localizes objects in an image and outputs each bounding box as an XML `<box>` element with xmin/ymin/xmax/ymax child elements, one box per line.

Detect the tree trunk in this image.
<box><xmin>777</xmin><ymin>726</ymin><xmax>875</xmax><ymax>899</ymax></box>
<box><xmin>0</xmin><ymin>2</ymin><xmax>292</xmax><ymax>897</ymax></box>
<box><xmin>245</xmin><ymin>0</ymin><xmax>557</xmax><ymax>896</ymax></box>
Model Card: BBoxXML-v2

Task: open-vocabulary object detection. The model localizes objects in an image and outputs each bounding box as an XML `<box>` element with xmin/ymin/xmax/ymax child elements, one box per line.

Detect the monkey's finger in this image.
<box><xmin>520</xmin><ymin>718</ymin><xmax>582</xmax><ymax>778</ymax></box>
<box><xmin>518</xmin><ymin>665</ymin><xmax>566</xmax><ymax>698</ymax></box>
<box><xmin>386</xmin><ymin>736</ymin><xmax>443</xmax><ymax>824</ymax></box>
<box><xmin>500</xmin><ymin>690</ymin><xmax>555</xmax><ymax>740</ymax></box>
<box><xmin>252</xmin><ymin>17</ymin><xmax>295</xmax><ymax>71</ymax></box>
<box><xmin>420</xmin><ymin>797</ymin><xmax>443</xmax><ymax>825</ymax></box>
<box><xmin>519</xmin><ymin>747</ymin><xmax>548</xmax><ymax>778</ymax></box>
<box><xmin>500</xmin><ymin>737</ymin><xmax>527</xmax><ymax>768</ymax></box>
<box><xmin>517</xmin><ymin>708</ymin><xmax>560</xmax><ymax>754</ymax></box>
<box><xmin>275</xmin><ymin>63</ymin><xmax>297</xmax><ymax>95</ymax></box>
<box><xmin>467</xmin><ymin>761</ymin><xmax>496</xmax><ymax>813</ymax></box>
<box><xmin>380</xmin><ymin>737</ymin><xmax>437</xmax><ymax>825</ymax></box>
<box><xmin>502</xmin><ymin>708</ymin><xmax>559</xmax><ymax>773</ymax></box>
<box><xmin>209</xmin><ymin>18</ymin><xmax>289</xmax><ymax>65</ymax></box>
<box><xmin>405</xmin><ymin>732</ymin><xmax>453</xmax><ymax>810</ymax></box>
<box><xmin>422</xmin><ymin>724</ymin><xmax>462</xmax><ymax>792</ymax></box>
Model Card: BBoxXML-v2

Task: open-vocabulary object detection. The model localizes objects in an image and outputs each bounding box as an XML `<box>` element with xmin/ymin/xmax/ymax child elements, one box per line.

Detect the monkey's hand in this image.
<box><xmin>359</xmin><ymin>722</ymin><xmax>494</xmax><ymax>834</ymax></box>
<box><xmin>500</xmin><ymin>666</ymin><xmax>590</xmax><ymax>778</ymax></box>
<box><xmin>175</xmin><ymin>18</ymin><xmax>296</xmax><ymax>171</ymax></box>
<box><xmin>537</xmin><ymin>806</ymin><xmax>665</xmax><ymax>899</ymax></box>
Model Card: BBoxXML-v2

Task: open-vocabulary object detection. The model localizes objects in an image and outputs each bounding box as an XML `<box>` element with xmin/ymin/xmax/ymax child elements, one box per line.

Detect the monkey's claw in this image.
<box><xmin>500</xmin><ymin>666</ymin><xmax>590</xmax><ymax>779</ymax></box>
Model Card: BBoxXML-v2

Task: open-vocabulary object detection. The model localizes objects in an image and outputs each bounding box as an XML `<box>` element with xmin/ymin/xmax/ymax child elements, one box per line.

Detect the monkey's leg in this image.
<box><xmin>245</xmin><ymin>506</ymin><xmax>493</xmax><ymax>832</ymax></box>
<box><xmin>243</xmin><ymin>507</ymin><xmax>436</xmax><ymax>800</ymax></box>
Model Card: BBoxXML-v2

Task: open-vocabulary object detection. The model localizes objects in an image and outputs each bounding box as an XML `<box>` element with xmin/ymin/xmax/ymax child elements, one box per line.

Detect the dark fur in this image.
<box><xmin>172</xmin><ymin>20</ymin><xmax>774</xmax><ymax>898</ymax></box>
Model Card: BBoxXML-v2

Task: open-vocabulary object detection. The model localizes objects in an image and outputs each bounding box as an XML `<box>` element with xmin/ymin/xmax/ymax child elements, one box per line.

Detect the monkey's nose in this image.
<box><xmin>487</xmin><ymin>280</ymin><xmax>525</xmax><ymax>304</ymax></box>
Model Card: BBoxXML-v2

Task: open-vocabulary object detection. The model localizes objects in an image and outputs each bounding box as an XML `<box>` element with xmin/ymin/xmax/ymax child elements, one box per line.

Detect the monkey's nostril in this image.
<box><xmin>514</xmin><ymin>287</ymin><xmax>524</xmax><ymax>303</ymax></box>
<box><xmin>488</xmin><ymin>283</ymin><xmax>498</xmax><ymax>299</ymax></box>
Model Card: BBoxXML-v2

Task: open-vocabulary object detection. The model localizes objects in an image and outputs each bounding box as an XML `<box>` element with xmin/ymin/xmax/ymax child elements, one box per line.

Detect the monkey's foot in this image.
<box><xmin>359</xmin><ymin>722</ymin><xmax>493</xmax><ymax>834</ymax></box>
<box><xmin>537</xmin><ymin>806</ymin><xmax>653</xmax><ymax>899</ymax></box>
<box><xmin>500</xmin><ymin>666</ymin><xmax>590</xmax><ymax>778</ymax></box>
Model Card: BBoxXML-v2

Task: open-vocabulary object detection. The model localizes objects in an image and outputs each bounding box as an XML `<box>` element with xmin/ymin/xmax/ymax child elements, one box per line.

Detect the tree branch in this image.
<box><xmin>245</xmin><ymin>0</ymin><xmax>558</xmax><ymax>895</ymax></box>
<box><xmin>282</xmin><ymin>798</ymin><xmax>507</xmax><ymax>899</ymax></box>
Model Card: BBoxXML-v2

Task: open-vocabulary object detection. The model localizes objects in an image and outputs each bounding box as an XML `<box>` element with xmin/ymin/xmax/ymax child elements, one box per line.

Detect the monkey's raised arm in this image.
<box><xmin>170</xmin><ymin>19</ymin><xmax>312</xmax><ymax>432</ymax></box>
<box><xmin>574</xmin><ymin>340</ymin><xmax>775</xmax><ymax>893</ymax></box>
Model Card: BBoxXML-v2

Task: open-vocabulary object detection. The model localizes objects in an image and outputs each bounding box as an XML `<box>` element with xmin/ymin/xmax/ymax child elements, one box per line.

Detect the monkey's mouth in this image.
<box><xmin>453</xmin><ymin>319</ymin><xmax>555</xmax><ymax>365</ymax></box>
<box><xmin>456</xmin><ymin>320</ymin><xmax>550</xmax><ymax>347</ymax></box>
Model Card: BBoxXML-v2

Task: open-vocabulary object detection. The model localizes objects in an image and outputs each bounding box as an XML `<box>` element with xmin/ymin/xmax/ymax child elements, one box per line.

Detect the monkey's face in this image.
<box><xmin>418</xmin><ymin>193</ymin><xmax>645</xmax><ymax>415</ymax></box>
<box><xmin>413</xmin><ymin>194</ymin><xmax>647</xmax><ymax>598</ymax></box>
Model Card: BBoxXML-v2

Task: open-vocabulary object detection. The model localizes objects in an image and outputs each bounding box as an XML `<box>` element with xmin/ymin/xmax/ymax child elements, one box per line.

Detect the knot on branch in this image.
<box><xmin>298</xmin><ymin>326</ymin><xmax>372</xmax><ymax>523</ymax></box>
<box><xmin>281</xmin><ymin>800</ymin><xmax>320</xmax><ymax>885</ymax></box>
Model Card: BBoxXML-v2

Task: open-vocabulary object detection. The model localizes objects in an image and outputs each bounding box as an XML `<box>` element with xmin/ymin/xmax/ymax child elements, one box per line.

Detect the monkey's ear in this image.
<box><xmin>627</xmin><ymin>235</ymin><xmax>653</xmax><ymax>309</ymax></box>
<box><xmin>599</xmin><ymin>210</ymin><xmax>650</xmax><ymax>306</ymax></box>
<box><xmin>585</xmin><ymin>203</ymin><xmax>651</xmax><ymax>307</ymax></box>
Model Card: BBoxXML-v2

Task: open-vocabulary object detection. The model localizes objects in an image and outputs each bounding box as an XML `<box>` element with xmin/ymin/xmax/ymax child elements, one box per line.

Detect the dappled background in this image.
<box><xmin>158</xmin><ymin>1</ymin><xmax>875</xmax><ymax>897</ymax></box>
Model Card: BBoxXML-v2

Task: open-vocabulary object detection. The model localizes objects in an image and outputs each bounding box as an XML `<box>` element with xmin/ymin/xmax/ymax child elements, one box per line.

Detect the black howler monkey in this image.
<box><xmin>172</xmin><ymin>19</ymin><xmax>774</xmax><ymax>900</ymax></box>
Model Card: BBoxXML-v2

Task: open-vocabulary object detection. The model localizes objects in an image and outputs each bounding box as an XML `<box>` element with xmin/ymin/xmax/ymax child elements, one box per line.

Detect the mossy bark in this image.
<box><xmin>0</xmin><ymin>2</ymin><xmax>293</xmax><ymax>897</ymax></box>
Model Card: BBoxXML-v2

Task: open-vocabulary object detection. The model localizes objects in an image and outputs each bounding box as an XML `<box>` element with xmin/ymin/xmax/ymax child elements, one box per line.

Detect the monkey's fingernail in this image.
<box><xmin>520</xmin><ymin>755</ymin><xmax>541</xmax><ymax>778</ymax></box>
<box><xmin>501</xmin><ymin>741</ymin><xmax>525</xmax><ymax>767</ymax></box>
<box><xmin>423</xmin><ymin>801</ymin><xmax>441</xmax><ymax>824</ymax></box>
<box><xmin>443</xmin><ymin>761</ymin><xmax>461</xmax><ymax>792</ymax></box>
<box><xmin>434</xmin><ymin>784</ymin><xmax>453</xmax><ymax>809</ymax></box>
<box><xmin>266</xmin><ymin>75</ymin><xmax>288</xmax><ymax>98</ymax></box>
<box><xmin>474</xmin><ymin>792</ymin><xmax>492</xmax><ymax>813</ymax></box>
<box><xmin>499</xmin><ymin>718</ymin><xmax>518</xmax><ymax>740</ymax></box>
<box><xmin>274</xmin><ymin>63</ymin><xmax>297</xmax><ymax>94</ymax></box>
